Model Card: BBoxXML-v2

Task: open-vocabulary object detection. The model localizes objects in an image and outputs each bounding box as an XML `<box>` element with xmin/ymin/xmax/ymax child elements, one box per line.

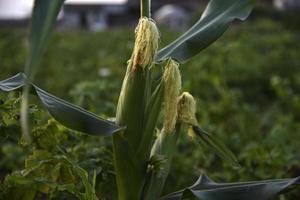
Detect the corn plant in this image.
<box><xmin>0</xmin><ymin>0</ymin><xmax>300</xmax><ymax>199</ymax></box>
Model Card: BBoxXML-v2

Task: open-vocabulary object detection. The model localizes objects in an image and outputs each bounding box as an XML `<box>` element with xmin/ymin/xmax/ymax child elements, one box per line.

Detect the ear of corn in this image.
<box><xmin>113</xmin><ymin>17</ymin><xmax>160</xmax><ymax>200</ymax></box>
<box><xmin>113</xmin><ymin>58</ymin><xmax>150</xmax><ymax>200</ymax></box>
<box><xmin>132</xmin><ymin>17</ymin><xmax>159</xmax><ymax>69</ymax></box>
<box><xmin>137</xmin><ymin>81</ymin><xmax>165</xmax><ymax>161</ymax></box>
<box><xmin>162</xmin><ymin>59</ymin><xmax>182</xmax><ymax>134</ymax></box>
<box><xmin>177</xmin><ymin>92</ymin><xmax>198</xmax><ymax>126</ymax></box>
<box><xmin>142</xmin><ymin>126</ymin><xmax>181</xmax><ymax>200</ymax></box>
<box><xmin>112</xmin><ymin>133</ymin><xmax>145</xmax><ymax>200</ymax></box>
<box><xmin>177</xmin><ymin>92</ymin><xmax>198</xmax><ymax>139</ymax></box>
<box><xmin>142</xmin><ymin>59</ymin><xmax>182</xmax><ymax>200</ymax></box>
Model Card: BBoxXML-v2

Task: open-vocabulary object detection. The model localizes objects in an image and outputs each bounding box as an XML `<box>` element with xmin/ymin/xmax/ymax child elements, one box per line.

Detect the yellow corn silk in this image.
<box><xmin>132</xmin><ymin>17</ymin><xmax>159</xmax><ymax>69</ymax></box>
<box><xmin>162</xmin><ymin>59</ymin><xmax>182</xmax><ymax>134</ymax></box>
<box><xmin>177</xmin><ymin>92</ymin><xmax>199</xmax><ymax>139</ymax></box>
<box><xmin>177</xmin><ymin>92</ymin><xmax>198</xmax><ymax>125</ymax></box>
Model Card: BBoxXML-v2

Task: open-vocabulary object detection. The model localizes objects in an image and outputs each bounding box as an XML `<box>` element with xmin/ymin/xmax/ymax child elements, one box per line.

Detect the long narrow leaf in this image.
<box><xmin>142</xmin><ymin>125</ymin><xmax>181</xmax><ymax>200</ymax></box>
<box><xmin>0</xmin><ymin>73</ymin><xmax>26</xmax><ymax>91</ymax></box>
<box><xmin>161</xmin><ymin>174</ymin><xmax>300</xmax><ymax>200</ymax></box>
<box><xmin>156</xmin><ymin>0</ymin><xmax>255</xmax><ymax>63</ymax></box>
<box><xmin>193</xmin><ymin>126</ymin><xmax>239</xmax><ymax>167</ymax></box>
<box><xmin>112</xmin><ymin>134</ymin><xmax>146</xmax><ymax>199</ymax></box>
<box><xmin>137</xmin><ymin>81</ymin><xmax>165</xmax><ymax>160</ymax></box>
<box><xmin>26</xmin><ymin>0</ymin><xmax>65</xmax><ymax>79</ymax></box>
<box><xmin>0</xmin><ymin>73</ymin><xmax>122</xmax><ymax>136</ymax></box>
<box><xmin>21</xmin><ymin>0</ymin><xmax>65</xmax><ymax>141</ymax></box>
<box><xmin>113</xmin><ymin>63</ymin><xmax>151</xmax><ymax>199</ymax></box>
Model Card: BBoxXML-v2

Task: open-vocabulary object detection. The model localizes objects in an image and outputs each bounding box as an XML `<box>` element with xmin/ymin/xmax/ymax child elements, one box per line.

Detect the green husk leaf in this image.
<box><xmin>0</xmin><ymin>73</ymin><xmax>122</xmax><ymax>136</ymax></box>
<box><xmin>161</xmin><ymin>174</ymin><xmax>300</xmax><ymax>200</ymax></box>
<box><xmin>162</xmin><ymin>59</ymin><xmax>181</xmax><ymax>133</ymax></box>
<box><xmin>112</xmin><ymin>134</ymin><xmax>145</xmax><ymax>200</ymax></box>
<box><xmin>137</xmin><ymin>81</ymin><xmax>165</xmax><ymax>160</ymax></box>
<box><xmin>142</xmin><ymin>125</ymin><xmax>181</xmax><ymax>200</ymax></box>
<box><xmin>156</xmin><ymin>0</ymin><xmax>255</xmax><ymax>63</ymax></box>
<box><xmin>113</xmin><ymin>64</ymin><xmax>150</xmax><ymax>199</ymax></box>
<box><xmin>113</xmin><ymin>17</ymin><xmax>159</xmax><ymax>199</ymax></box>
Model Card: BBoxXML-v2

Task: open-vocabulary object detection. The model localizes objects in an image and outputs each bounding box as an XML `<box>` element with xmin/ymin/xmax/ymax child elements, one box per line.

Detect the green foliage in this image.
<box><xmin>1</xmin><ymin>18</ymin><xmax>300</xmax><ymax>199</ymax></box>
<box><xmin>0</xmin><ymin>73</ymin><xmax>122</xmax><ymax>136</ymax></box>
<box><xmin>20</xmin><ymin>0</ymin><xmax>66</xmax><ymax>142</ymax></box>
<box><xmin>69</xmin><ymin>80</ymin><xmax>120</xmax><ymax>116</ymax></box>
<box><xmin>192</xmin><ymin>126</ymin><xmax>239</xmax><ymax>168</ymax></box>
<box><xmin>156</xmin><ymin>0</ymin><xmax>255</xmax><ymax>63</ymax></box>
<box><xmin>0</xmin><ymin>29</ymin><xmax>131</xmax><ymax>97</ymax></box>
<box><xmin>143</xmin><ymin>126</ymin><xmax>181</xmax><ymax>200</ymax></box>
<box><xmin>1</xmin><ymin>149</ymin><xmax>97</xmax><ymax>200</ymax></box>
<box><xmin>0</xmin><ymin>107</ymin><xmax>116</xmax><ymax>199</ymax></box>
<box><xmin>25</xmin><ymin>0</ymin><xmax>65</xmax><ymax>80</ymax></box>
<box><xmin>161</xmin><ymin>174</ymin><xmax>300</xmax><ymax>200</ymax></box>
<box><xmin>0</xmin><ymin>95</ymin><xmax>117</xmax><ymax>199</ymax></box>
<box><xmin>164</xmin><ymin>19</ymin><xmax>300</xmax><ymax>199</ymax></box>
<box><xmin>0</xmin><ymin>94</ymin><xmax>40</xmax><ymax>173</ymax></box>
<box><xmin>1</xmin><ymin>0</ymin><xmax>300</xmax><ymax>198</ymax></box>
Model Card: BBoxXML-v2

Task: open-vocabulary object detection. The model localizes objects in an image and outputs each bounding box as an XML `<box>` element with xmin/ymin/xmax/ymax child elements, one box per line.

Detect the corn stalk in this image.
<box><xmin>112</xmin><ymin>1</ymin><xmax>155</xmax><ymax>199</ymax></box>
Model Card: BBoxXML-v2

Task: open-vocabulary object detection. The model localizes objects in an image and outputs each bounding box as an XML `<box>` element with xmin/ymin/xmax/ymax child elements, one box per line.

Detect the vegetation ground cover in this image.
<box><xmin>1</xmin><ymin>18</ymin><xmax>300</xmax><ymax>199</ymax></box>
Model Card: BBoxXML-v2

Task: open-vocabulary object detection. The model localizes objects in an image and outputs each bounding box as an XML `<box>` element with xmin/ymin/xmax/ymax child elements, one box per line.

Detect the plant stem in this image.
<box><xmin>113</xmin><ymin>62</ymin><xmax>150</xmax><ymax>200</ymax></box>
<box><xmin>20</xmin><ymin>84</ymin><xmax>31</xmax><ymax>143</ymax></box>
<box><xmin>112</xmin><ymin>2</ymin><xmax>152</xmax><ymax>199</ymax></box>
<box><xmin>140</xmin><ymin>0</ymin><xmax>150</xmax><ymax>18</ymax></box>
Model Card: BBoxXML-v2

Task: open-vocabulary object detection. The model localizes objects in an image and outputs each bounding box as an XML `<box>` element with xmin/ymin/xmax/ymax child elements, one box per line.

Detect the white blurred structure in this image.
<box><xmin>0</xmin><ymin>0</ymin><xmax>127</xmax><ymax>30</ymax></box>
<box><xmin>64</xmin><ymin>0</ymin><xmax>127</xmax><ymax>31</ymax></box>
<box><xmin>65</xmin><ymin>0</ymin><xmax>126</xmax><ymax>5</ymax></box>
<box><xmin>0</xmin><ymin>0</ymin><xmax>33</xmax><ymax>20</ymax></box>
<box><xmin>154</xmin><ymin>5</ymin><xmax>190</xmax><ymax>31</ymax></box>
<box><xmin>273</xmin><ymin>0</ymin><xmax>300</xmax><ymax>10</ymax></box>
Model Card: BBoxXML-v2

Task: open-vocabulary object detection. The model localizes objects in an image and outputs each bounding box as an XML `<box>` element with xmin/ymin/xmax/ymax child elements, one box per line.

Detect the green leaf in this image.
<box><xmin>20</xmin><ymin>0</ymin><xmax>65</xmax><ymax>141</ymax></box>
<box><xmin>193</xmin><ymin>126</ymin><xmax>239</xmax><ymax>167</ymax></box>
<box><xmin>113</xmin><ymin>61</ymin><xmax>152</xmax><ymax>199</ymax></box>
<box><xmin>25</xmin><ymin>0</ymin><xmax>65</xmax><ymax>80</ymax></box>
<box><xmin>0</xmin><ymin>73</ymin><xmax>122</xmax><ymax>136</ymax></box>
<box><xmin>3</xmin><ymin>151</ymin><xmax>98</xmax><ymax>200</ymax></box>
<box><xmin>142</xmin><ymin>125</ymin><xmax>181</xmax><ymax>200</ymax></box>
<box><xmin>161</xmin><ymin>174</ymin><xmax>300</xmax><ymax>200</ymax></box>
<box><xmin>0</xmin><ymin>73</ymin><xmax>26</xmax><ymax>91</ymax></box>
<box><xmin>116</xmin><ymin>63</ymin><xmax>150</xmax><ymax>150</ymax></box>
<box><xmin>112</xmin><ymin>134</ymin><xmax>145</xmax><ymax>200</ymax></box>
<box><xmin>137</xmin><ymin>81</ymin><xmax>165</xmax><ymax>160</ymax></box>
<box><xmin>156</xmin><ymin>0</ymin><xmax>255</xmax><ymax>63</ymax></box>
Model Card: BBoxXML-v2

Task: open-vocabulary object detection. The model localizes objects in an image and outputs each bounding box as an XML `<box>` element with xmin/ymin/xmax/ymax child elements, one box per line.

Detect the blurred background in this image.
<box><xmin>0</xmin><ymin>0</ymin><xmax>300</xmax><ymax>31</ymax></box>
<box><xmin>0</xmin><ymin>0</ymin><xmax>300</xmax><ymax>199</ymax></box>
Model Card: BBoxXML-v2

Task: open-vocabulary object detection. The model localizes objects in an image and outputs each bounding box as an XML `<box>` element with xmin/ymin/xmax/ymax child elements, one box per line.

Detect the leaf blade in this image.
<box><xmin>156</xmin><ymin>0</ymin><xmax>255</xmax><ymax>63</ymax></box>
<box><xmin>25</xmin><ymin>0</ymin><xmax>65</xmax><ymax>79</ymax></box>
<box><xmin>193</xmin><ymin>126</ymin><xmax>239</xmax><ymax>167</ymax></box>
<box><xmin>0</xmin><ymin>73</ymin><xmax>122</xmax><ymax>136</ymax></box>
<box><xmin>161</xmin><ymin>174</ymin><xmax>300</xmax><ymax>200</ymax></box>
<box><xmin>0</xmin><ymin>73</ymin><xmax>26</xmax><ymax>91</ymax></box>
<box><xmin>137</xmin><ymin>81</ymin><xmax>165</xmax><ymax>160</ymax></box>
